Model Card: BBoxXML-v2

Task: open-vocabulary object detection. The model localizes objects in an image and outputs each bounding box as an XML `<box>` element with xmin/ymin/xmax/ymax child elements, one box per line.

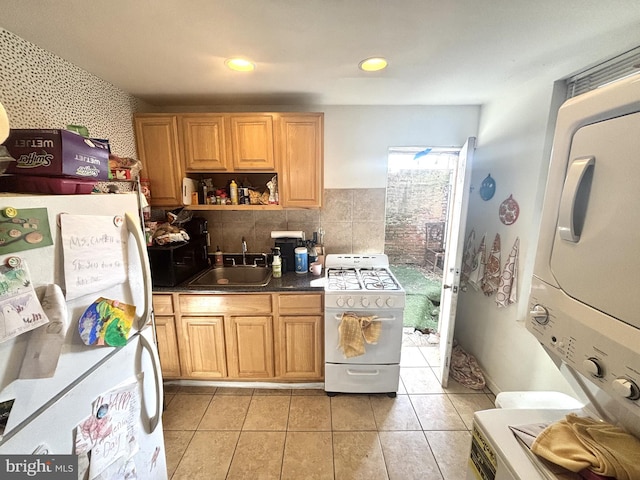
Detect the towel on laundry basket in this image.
<box><xmin>338</xmin><ymin>313</ymin><xmax>381</xmax><ymax>358</ymax></box>
<box><xmin>531</xmin><ymin>413</ymin><xmax>640</xmax><ymax>480</ymax></box>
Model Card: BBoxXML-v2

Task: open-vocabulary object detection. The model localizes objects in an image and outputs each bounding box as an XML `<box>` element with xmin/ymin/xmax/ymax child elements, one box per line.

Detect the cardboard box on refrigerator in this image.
<box><xmin>3</xmin><ymin>129</ymin><xmax>110</xmax><ymax>180</ymax></box>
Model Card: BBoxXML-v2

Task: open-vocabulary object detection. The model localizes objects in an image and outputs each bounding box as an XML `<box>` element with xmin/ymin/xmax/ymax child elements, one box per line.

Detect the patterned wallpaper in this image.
<box><xmin>0</xmin><ymin>28</ymin><xmax>142</xmax><ymax>158</ymax></box>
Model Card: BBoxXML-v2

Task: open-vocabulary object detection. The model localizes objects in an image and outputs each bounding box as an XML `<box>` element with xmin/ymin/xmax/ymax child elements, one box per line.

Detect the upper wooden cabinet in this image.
<box><xmin>277</xmin><ymin>113</ymin><xmax>323</xmax><ymax>208</ymax></box>
<box><xmin>181</xmin><ymin>115</ymin><xmax>229</xmax><ymax>171</ymax></box>
<box><xmin>134</xmin><ymin>114</ymin><xmax>183</xmax><ymax>207</ymax></box>
<box><xmin>134</xmin><ymin>111</ymin><xmax>323</xmax><ymax>208</ymax></box>
<box><xmin>229</xmin><ymin>114</ymin><xmax>275</xmax><ymax>170</ymax></box>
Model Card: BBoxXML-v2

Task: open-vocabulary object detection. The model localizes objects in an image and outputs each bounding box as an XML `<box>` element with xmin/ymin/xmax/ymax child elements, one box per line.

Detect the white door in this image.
<box><xmin>437</xmin><ymin>137</ymin><xmax>475</xmax><ymax>387</ymax></box>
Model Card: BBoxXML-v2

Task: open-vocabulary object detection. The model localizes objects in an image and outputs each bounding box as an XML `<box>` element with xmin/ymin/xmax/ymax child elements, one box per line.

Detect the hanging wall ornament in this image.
<box><xmin>479</xmin><ymin>174</ymin><xmax>496</xmax><ymax>201</ymax></box>
<box><xmin>499</xmin><ymin>194</ymin><xmax>520</xmax><ymax>225</ymax></box>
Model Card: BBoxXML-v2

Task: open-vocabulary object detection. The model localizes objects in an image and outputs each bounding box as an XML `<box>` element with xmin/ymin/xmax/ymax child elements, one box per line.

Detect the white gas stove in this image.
<box><xmin>324</xmin><ymin>254</ymin><xmax>405</xmax><ymax>308</ymax></box>
<box><xmin>323</xmin><ymin>254</ymin><xmax>406</xmax><ymax>397</ymax></box>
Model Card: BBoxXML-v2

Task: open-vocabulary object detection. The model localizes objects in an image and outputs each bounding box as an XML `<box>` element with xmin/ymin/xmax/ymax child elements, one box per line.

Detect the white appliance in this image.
<box><xmin>323</xmin><ymin>254</ymin><xmax>405</xmax><ymax>396</ymax></box>
<box><xmin>468</xmin><ymin>74</ymin><xmax>640</xmax><ymax>479</ymax></box>
<box><xmin>0</xmin><ymin>193</ymin><xmax>167</xmax><ymax>479</ymax></box>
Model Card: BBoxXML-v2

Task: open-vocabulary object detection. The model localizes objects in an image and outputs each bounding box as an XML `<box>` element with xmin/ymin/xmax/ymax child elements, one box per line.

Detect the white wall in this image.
<box><xmin>454</xmin><ymin>78</ymin><xmax>575</xmax><ymax>395</ymax></box>
<box><xmin>322</xmin><ymin>105</ymin><xmax>480</xmax><ymax>188</ymax></box>
<box><xmin>163</xmin><ymin>103</ymin><xmax>481</xmax><ymax>189</ymax></box>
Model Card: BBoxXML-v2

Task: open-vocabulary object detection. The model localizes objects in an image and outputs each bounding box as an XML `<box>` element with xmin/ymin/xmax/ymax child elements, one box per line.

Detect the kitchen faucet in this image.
<box><xmin>241</xmin><ymin>237</ymin><xmax>247</xmax><ymax>265</ymax></box>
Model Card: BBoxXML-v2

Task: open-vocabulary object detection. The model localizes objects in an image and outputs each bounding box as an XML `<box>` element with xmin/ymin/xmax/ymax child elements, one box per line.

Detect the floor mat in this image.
<box><xmin>390</xmin><ymin>265</ymin><xmax>442</xmax><ymax>330</ymax></box>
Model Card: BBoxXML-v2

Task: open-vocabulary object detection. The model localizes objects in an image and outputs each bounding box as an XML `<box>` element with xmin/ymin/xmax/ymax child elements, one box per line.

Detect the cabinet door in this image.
<box><xmin>226</xmin><ymin>315</ymin><xmax>274</xmax><ymax>378</ymax></box>
<box><xmin>277</xmin><ymin>114</ymin><xmax>323</xmax><ymax>207</ymax></box>
<box><xmin>134</xmin><ymin>115</ymin><xmax>183</xmax><ymax>207</ymax></box>
<box><xmin>179</xmin><ymin>316</ymin><xmax>227</xmax><ymax>378</ymax></box>
<box><xmin>277</xmin><ymin>315</ymin><xmax>323</xmax><ymax>380</ymax></box>
<box><xmin>155</xmin><ymin>315</ymin><xmax>181</xmax><ymax>378</ymax></box>
<box><xmin>230</xmin><ymin>115</ymin><xmax>275</xmax><ymax>170</ymax></box>
<box><xmin>181</xmin><ymin>115</ymin><xmax>229</xmax><ymax>171</ymax></box>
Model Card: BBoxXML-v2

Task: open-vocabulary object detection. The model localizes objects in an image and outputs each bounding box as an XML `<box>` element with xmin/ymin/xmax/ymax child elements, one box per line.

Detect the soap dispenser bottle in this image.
<box><xmin>271</xmin><ymin>247</ymin><xmax>282</xmax><ymax>278</ymax></box>
<box><xmin>214</xmin><ymin>246</ymin><xmax>223</xmax><ymax>267</ymax></box>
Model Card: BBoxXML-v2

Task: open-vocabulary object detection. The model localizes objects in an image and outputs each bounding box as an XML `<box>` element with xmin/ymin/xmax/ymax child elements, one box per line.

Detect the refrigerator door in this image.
<box><xmin>0</xmin><ymin>327</ymin><xmax>167</xmax><ymax>479</ymax></box>
<box><xmin>0</xmin><ymin>193</ymin><xmax>153</xmax><ymax>438</ymax></box>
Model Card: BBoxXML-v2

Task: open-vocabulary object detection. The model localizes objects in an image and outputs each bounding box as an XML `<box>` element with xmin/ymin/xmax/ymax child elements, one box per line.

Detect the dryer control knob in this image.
<box><xmin>346</xmin><ymin>297</ymin><xmax>355</xmax><ymax>308</ymax></box>
<box><xmin>336</xmin><ymin>297</ymin><xmax>345</xmax><ymax>307</ymax></box>
<box><xmin>583</xmin><ymin>357</ymin><xmax>604</xmax><ymax>378</ymax></box>
<box><xmin>530</xmin><ymin>304</ymin><xmax>549</xmax><ymax>325</ymax></box>
<box><xmin>612</xmin><ymin>378</ymin><xmax>640</xmax><ymax>400</ymax></box>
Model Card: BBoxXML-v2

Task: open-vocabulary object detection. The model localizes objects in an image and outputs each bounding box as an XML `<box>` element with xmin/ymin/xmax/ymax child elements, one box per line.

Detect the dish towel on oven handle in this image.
<box><xmin>496</xmin><ymin>236</ymin><xmax>519</xmax><ymax>307</ymax></box>
<box><xmin>338</xmin><ymin>312</ymin><xmax>382</xmax><ymax>358</ymax></box>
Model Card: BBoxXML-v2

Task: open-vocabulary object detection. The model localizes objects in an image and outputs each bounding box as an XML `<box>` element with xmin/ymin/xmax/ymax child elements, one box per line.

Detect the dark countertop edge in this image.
<box><xmin>152</xmin><ymin>271</ymin><xmax>326</xmax><ymax>294</ymax></box>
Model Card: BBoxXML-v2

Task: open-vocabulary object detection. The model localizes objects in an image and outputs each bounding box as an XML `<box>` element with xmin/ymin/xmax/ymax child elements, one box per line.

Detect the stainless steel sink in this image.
<box><xmin>189</xmin><ymin>266</ymin><xmax>272</xmax><ymax>287</ymax></box>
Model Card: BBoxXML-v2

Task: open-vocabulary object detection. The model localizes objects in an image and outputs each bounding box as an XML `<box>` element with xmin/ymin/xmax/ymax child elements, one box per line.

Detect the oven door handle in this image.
<box><xmin>333</xmin><ymin>314</ymin><xmax>397</xmax><ymax>322</ymax></box>
<box><xmin>347</xmin><ymin>369</ymin><xmax>380</xmax><ymax>376</ymax></box>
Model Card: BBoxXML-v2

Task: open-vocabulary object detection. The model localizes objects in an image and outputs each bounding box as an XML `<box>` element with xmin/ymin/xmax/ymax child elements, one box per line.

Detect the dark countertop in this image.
<box><xmin>152</xmin><ymin>270</ymin><xmax>326</xmax><ymax>294</ymax></box>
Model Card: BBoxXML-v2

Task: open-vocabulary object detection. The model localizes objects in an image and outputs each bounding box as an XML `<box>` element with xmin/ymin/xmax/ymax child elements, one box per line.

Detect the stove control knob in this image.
<box><xmin>386</xmin><ymin>297</ymin><xmax>394</xmax><ymax>308</ymax></box>
<box><xmin>361</xmin><ymin>297</ymin><xmax>370</xmax><ymax>307</ymax></box>
<box><xmin>612</xmin><ymin>378</ymin><xmax>640</xmax><ymax>400</ymax></box>
<box><xmin>336</xmin><ymin>297</ymin><xmax>345</xmax><ymax>307</ymax></box>
<box><xmin>346</xmin><ymin>297</ymin><xmax>355</xmax><ymax>307</ymax></box>
<box><xmin>376</xmin><ymin>297</ymin><xmax>384</xmax><ymax>308</ymax></box>
<box><xmin>583</xmin><ymin>357</ymin><xmax>604</xmax><ymax>378</ymax></box>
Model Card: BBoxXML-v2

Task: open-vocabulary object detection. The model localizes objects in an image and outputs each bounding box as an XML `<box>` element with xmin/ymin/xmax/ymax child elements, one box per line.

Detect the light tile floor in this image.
<box><xmin>162</xmin><ymin>330</ymin><xmax>496</xmax><ymax>479</ymax></box>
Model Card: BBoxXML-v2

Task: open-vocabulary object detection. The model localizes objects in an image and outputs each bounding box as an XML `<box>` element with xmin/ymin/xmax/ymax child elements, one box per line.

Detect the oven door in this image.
<box><xmin>324</xmin><ymin>308</ymin><xmax>403</xmax><ymax>364</ymax></box>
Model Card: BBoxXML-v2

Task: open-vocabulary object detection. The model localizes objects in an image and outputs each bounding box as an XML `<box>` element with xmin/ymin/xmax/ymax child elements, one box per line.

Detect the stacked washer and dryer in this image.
<box><xmin>468</xmin><ymin>74</ymin><xmax>640</xmax><ymax>479</ymax></box>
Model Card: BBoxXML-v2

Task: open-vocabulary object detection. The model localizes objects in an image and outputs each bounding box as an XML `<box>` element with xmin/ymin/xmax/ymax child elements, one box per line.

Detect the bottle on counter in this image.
<box><xmin>214</xmin><ymin>246</ymin><xmax>223</xmax><ymax>267</ymax></box>
<box><xmin>271</xmin><ymin>247</ymin><xmax>282</xmax><ymax>278</ymax></box>
<box><xmin>230</xmin><ymin>180</ymin><xmax>239</xmax><ymax>205</ymax></box>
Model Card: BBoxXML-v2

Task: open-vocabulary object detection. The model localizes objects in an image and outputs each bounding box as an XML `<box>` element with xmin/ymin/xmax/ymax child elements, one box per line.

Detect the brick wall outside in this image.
<box><xmin>385</xmin><ymin>169</ymin><xmax>451</xmax><ymax>265</ymax></box>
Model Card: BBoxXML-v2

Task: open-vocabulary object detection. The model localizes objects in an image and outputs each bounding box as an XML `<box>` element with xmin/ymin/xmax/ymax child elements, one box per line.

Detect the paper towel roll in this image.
<box><xmin>271</xmin><ymin>231</ymin><xmax>305</xmax><ymax>239</ymax></box>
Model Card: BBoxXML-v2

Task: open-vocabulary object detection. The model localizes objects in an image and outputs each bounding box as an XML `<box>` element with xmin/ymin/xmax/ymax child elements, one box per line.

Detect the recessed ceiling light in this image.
<box><xmin>225</xmin><ymin>58</ymin><xmax>255</xmax><ymax>72</ymax></box>
<box><xmin>359</xmin><ymin>57</ymin><xmax>388</xmax><ymax>72</ymax></box>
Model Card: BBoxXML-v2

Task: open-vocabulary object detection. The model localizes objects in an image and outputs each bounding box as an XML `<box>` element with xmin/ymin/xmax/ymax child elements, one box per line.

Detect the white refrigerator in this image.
<box><xmin>0</xmin><ymin>192</ymin><xmax>167</xmax><ymax>479</ymax></box>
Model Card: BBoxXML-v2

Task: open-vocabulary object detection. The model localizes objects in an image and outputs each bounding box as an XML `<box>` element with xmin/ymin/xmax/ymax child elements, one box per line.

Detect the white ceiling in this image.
<box><xmin>2</xmin><ymin>0</ymin><xmax>640</xmax><ymax>107</ymax></box>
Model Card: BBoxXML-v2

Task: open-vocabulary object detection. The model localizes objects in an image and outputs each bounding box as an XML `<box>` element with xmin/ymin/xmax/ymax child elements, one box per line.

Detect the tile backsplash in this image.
<box><xmin>198</xmin><ymin>188</ymin><xmax>386</xmax><ymax>255</ymax></box>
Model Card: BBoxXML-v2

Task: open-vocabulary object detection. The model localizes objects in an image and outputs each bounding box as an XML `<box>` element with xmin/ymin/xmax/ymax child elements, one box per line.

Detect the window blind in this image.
<box><xmin>565</xmin><ymin>46</ymin><xmax>640</xmax><ymax>99</ymax></box>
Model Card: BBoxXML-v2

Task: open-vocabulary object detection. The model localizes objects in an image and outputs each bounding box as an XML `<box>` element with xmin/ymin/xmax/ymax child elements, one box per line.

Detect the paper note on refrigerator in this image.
<box><xmin>75</xmin><ymin>375</ymin><xmax>140</xmax><ymax>479</ymax></box>
<box><xmin>0</xmin><ymin>262</ymin><xmax>50</xmax><ymax>343</ymax></box>
<box><xmin>60</xmin><ymin>214</ymin><xmax>129</xmax><ymax>301</ymax></box>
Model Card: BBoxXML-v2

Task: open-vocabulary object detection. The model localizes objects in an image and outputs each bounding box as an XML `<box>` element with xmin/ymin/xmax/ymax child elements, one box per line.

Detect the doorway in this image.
<box><xmin>384</xmin><ymin>147</ymin><xmax>460</xmax><ymax>332</ymax></box>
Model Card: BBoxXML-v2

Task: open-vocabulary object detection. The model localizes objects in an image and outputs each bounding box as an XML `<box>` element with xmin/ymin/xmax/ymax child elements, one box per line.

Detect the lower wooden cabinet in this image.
<box><xmin>276</xmin><ymin>293</ymin><xmax>324</xmax><ymax>380</ymax></box>
<box><xmin>153</xmin><ymin>292</ymin><xmax>323</xmax><ymax>381</ymax></box>
<box><xmin>226</xmin><ymin>315</ymin><xmax>274</xmax><ymax>378</ymax></box>
<box><xmin>152</xmin><ymin>294</ymin><xmax>181</xmax><ymax>379</ymax></box>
